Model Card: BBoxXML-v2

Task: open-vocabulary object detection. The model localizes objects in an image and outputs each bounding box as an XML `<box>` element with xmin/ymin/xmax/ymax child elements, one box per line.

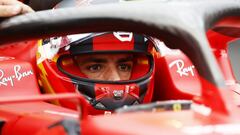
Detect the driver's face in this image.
<box><xmin>74</xmin><ymin>53</ymin><xmax>133</xmax><ymax>81</ymax></box>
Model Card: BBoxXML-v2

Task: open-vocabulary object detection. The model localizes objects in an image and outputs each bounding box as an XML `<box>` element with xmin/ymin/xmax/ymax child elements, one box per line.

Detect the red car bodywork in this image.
<box><xmin>0</xmin><ymin>31</ymin><xmax>237</xmax><ymax>135</ymax></box>
<box><xmin>0</xmin><ymin>41</ymin><xmax>84</xmax><ymax>134</ymax></box>
<box><xmin>0</xmin><ymin>0</ymin><xmax>240</xmax><ymax>135</ymax></box>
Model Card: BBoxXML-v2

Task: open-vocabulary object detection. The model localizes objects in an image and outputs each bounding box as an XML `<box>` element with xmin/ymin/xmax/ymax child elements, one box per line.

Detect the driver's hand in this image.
<box><xmin>0</xmin><ymin>0</ymin><xmax>34</xmax><ymax>17</ymax></box>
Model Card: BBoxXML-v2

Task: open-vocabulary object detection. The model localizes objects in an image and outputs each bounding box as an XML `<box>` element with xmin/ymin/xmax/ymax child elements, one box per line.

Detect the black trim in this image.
<box><xmin>136</xmin><ymin>78</ymin><xmax>150</xmax><ymax>103</ymax></box>
<box><xmin>24</xmin><ymin>0</ymin><xmax>30</xmax><ymax>4</ymax></box>
<box><xmin>98</xmin><ymin>96</ymin><xmax>138</xmax><ymax>110</ymax></box>
<box><xmin>69</xmin><ymin>37</ymin><xmax>93</xmax><ymax>55</ymax></box>
<box><xmin>134</xmin><ymin>34</ymin><xmax>148</xmax><ymax>52</ymax></box>
<box><xmin>76</xmin><ymin>81</ymin><xmax>95</xmax><ymax>98</ymax></box>
<box><xmin>0</xmin><ymin>121</ymin><xmax>5</xmax><ymax>134</ymax></box>
<box><xmin>138</xmin><ymin>78</ymin><xmax>150</xmax><ymax>97</ymax></box>
<box><xmin>28</xmin><ymin>0</ymin><xmax>62</xmax><ymax>11</ymax></box>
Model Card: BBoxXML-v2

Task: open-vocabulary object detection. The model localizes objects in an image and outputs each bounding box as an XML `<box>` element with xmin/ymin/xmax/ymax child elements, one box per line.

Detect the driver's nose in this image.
<box><xmin>105</xmin><ymin>65</ymin><xmax>121</xmax><ymax>81</ymax></box>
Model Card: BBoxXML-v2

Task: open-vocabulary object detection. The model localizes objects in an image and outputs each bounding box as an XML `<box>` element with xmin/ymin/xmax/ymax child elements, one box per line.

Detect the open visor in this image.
<box><xmin>57</xmin><ymin>52</ymin><xmax>153</xmax><ymax>83</ymax></box>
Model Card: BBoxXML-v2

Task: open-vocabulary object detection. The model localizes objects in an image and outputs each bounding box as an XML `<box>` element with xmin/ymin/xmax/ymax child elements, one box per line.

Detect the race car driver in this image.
<box><xmin>36</xmin><ymin>0</ymin><xmax>157</xmax><ymax>115</ymax></box>
<box><xmin>37</xmin><ymin>32</ymin><xmax>156</xmax><ymax>115</ymax></box>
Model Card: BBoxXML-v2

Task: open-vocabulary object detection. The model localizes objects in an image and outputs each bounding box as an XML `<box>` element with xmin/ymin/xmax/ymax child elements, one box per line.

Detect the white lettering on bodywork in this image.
<box><xmin>169</xmin><ymin>59</ymin><xmax>195</xmax><ymax>77</ymax></box>
<box><xmin>0</xmin><ymin>65</ymin><xmax>33</xmax><ymax>87</ymax></box>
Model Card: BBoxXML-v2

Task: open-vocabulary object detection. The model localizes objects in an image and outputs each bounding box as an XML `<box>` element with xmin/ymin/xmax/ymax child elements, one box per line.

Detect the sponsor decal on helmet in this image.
<box><xmin>113</xmin><ymin>32</ymin><xmax>133</xmax><ymax>42</ymax></box>
<box><xmin>113</xmin><ymin>90</ymin><xmax>124</xmax><ymax>100</ymax></box>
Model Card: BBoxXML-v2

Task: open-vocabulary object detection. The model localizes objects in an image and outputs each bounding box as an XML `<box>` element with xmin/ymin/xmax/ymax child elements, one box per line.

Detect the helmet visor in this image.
<box><xmin>57</xmin><ymin>52</ymin><xmax>152</xmax><ymax>82</ymax></box>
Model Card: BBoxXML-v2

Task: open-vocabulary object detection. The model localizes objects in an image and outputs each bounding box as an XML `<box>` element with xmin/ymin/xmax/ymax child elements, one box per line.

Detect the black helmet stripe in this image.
<box><xmin>134</xmin><ymin>34</ymin><xmax>148</xmax><ymax>52</ymax></box>
<box><xmin>69</xmin><ymin>37</ymin><xmax>93</xmax><ymax>55</ymax></box>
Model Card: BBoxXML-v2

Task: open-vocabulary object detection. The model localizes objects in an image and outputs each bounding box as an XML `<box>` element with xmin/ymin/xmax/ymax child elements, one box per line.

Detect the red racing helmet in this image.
<box><xmin>37</xmin><ymin>32</ymin><xmax>156</xmax><ymax>115</ymax></box>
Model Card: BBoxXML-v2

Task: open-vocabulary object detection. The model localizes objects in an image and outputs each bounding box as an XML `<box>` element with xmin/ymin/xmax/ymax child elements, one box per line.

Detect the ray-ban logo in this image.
<box><xmin>0</xmin><ymin>65</ymin><xmax>33</xmax><ymax>87</ymax></box>
<box><xmin>169</xmin><ymin>59</ymin><xmax>195</xmax><ymax>77</ymax></box>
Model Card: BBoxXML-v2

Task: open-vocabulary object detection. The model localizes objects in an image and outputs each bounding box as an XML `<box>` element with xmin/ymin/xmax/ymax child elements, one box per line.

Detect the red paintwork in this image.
<box><xmin>0</xmin><ymin>59</ymin><xmax>40</xmax><ymax>96</ymax></box>
<box><xmin>93</xmin><ymin>33</ymin><xmax>134</xmax><ymax>51</ymax></box>
<box><xmin>94</xmin><ymin>84</ymin><xmax>140</xmax><ymax>101</ymax></box>
<box><xmin>207</xmin><ymin>18</ymin><xmax>240</xmax><ymax>105</ymax></box>
<box><xmin>0</xmin><ymin>41</ymin><xmax>83</xmax><ymax>135</ymax></box>
<box><xmin>214</xmin><ymin>16</ymin><xmax>240</xmax><ymax>31</ymax></box>
<box><xmin>82</xmin><ymin>109</ymin><xmax>240</xmax><ymax>135</ymax></box>
<box><xmin>0</xmin><ymin>90</ymin><xmax>86</xmax><ymax>134</ymax></box>
<box><xmin>0</xmin><ymin>32</ymin><xmax>239</xmax><ymax>134</ymax></box>
<box><xmin>1</xmin><ymin>102</ymin><xmax>75</xmax><ymax>135</ymax></box>
<box><xmin>207</xmin><ymin>30</ymin><xmax>236</xmax><ymax>82</ymax></box>
<box><xmin>153</xmin><ymin>45</ymin><xmax>201</xmax><ymax>101</ymax></box>
<box><xmin>0</xmin><ymin>41</ymin><xmax>39</xmax><ymax>73</ymax></box>
<box><xmin>0</xmin><ymin>12</ymin><xmax>240</xmax><ymax>134</ymax></box>
<box><xmin>37</xmin><ymin>33</ymin><xmax>157</xmax><ymax>115</ymax></box>
<box><xmin>79</xmin><ymin>17</ymin><xmax>240</xmax><ymax>134</ymax></box>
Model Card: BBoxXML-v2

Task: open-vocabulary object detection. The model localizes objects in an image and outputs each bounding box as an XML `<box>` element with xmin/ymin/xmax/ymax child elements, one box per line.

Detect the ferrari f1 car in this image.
<box><xmin>0</xmin><ymin>0</ymin><xmax>240</xmax><ymax>134</ymax></box>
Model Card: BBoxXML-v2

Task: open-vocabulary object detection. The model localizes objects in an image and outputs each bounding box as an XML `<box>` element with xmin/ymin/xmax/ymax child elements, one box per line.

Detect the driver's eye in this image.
<box><xmin>87</xmin><ymin>64</ymin><xmax>102</xmax><ymax>72</ymax></box>
<box><xmin>118</xmin><ymin>64</ymin><xmax>132</xmax><ymax>72</ymax></box>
